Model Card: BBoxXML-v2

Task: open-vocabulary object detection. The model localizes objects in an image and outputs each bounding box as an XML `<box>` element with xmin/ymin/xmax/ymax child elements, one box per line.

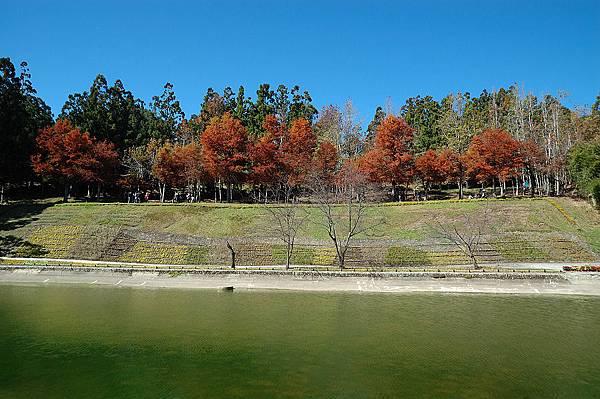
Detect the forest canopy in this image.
<box><xmin>1</xmin><ymin>57</ymin><xmax>599</xmax><ymax>206</ymax></box>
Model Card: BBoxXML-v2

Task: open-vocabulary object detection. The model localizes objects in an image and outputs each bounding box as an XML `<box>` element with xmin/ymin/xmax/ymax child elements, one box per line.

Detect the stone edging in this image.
<box><xmin>0</xmin><ymin>265</ymin><xmax>567</xmax><ymax>281</ymax></box>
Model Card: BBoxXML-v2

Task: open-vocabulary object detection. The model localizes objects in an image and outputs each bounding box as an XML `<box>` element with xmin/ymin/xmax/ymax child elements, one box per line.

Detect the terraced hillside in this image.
<box><xmin>1</xmin><ymin>197</ymin><xmax>599</xmax><ymax>268</ymax></box>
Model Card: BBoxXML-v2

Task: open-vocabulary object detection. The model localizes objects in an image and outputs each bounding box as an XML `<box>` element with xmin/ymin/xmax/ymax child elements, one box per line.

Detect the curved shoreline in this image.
<box><xmin>1</xmin><ymin>266</ymin><xmax>600</xmax><ymax>296</ymax></box>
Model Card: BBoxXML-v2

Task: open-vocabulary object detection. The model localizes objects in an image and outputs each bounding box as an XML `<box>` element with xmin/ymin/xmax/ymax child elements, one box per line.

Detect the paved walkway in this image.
<box><xmin>1</xmin><ymin>267</ymin><xmax>600</xmax><ymax>296</ymax></box>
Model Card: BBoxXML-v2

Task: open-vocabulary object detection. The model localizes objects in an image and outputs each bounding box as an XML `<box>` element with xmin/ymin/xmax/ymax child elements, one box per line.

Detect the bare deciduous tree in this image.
<box><xmin>431</xmin><ymin>205</ymin><xmax>491</xmax><ymax>269</ymax></box>
<box><xmin>264</xmin><ymin>184</ymin><xmax>307</xmax><ymax>270</ymax></box>
<box><xmin>309</xmin><ymin>164</ymin><xmax>382</xmax><ymax>270</ymax></box>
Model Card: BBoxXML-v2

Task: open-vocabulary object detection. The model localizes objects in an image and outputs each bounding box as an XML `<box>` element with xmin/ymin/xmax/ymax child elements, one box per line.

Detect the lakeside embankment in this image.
<box><xmin>1</xmin><ymin>197</ymin><xmax>599</xmax><ymax>268</ymax></box>
<box><xmin>2</xmin><ymin>265</ymin><xmax>600</xmax><ymax>296</ymax></box>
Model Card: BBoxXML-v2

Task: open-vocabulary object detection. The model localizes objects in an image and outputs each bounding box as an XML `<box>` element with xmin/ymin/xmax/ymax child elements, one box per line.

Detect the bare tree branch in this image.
<box><xmin>260</xmin><ymin>182</ymin><xmax>307</xmax><ymax>269</ymax></box>
<box><xmin>430</xmin><ymin>204</ymin><xmax>491</xmax><ymax>269</ymax></box>
<box><xmin>308</xmin><ymin>164</ymin><xmax>383</xmax><ymax>269</ymax></box>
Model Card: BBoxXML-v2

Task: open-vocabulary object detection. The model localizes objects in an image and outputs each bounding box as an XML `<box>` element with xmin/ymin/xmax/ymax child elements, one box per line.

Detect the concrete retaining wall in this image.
<box><xmin>0</xmin><ymin>265</ymin><xmax>567</xmax><ymax>281</ymax></box>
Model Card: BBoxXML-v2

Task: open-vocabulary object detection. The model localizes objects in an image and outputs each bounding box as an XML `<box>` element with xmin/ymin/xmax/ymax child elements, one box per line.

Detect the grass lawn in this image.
<box><xmin>1</xmin><ymin>197</ymin><xmax>598</xmax><ymax>267</ymax></box>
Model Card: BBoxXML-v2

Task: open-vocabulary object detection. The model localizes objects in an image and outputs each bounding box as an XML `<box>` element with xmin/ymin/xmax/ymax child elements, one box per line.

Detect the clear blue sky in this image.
<box><xmin>2</xmin><ymin>0</ymin><xmax>599</xmax><ymax>124</ymax></box>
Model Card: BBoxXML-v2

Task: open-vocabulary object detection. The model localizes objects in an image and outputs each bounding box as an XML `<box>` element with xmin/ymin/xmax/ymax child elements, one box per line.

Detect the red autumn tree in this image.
<box><xmin>415</xmin><ymin>149</ymin><xmax>461</xmax><ymax>195</ymax></box>
<box><xmin>250</xmin><ymin>115</ymin><xmax>284</xmax><ymax>188</ymax></box>
<box><xmin>280</xmin><ymin>118</ymin><xmax>317</xmax><ymax>187</ymax></box>
<box><xmin>438</xmin><ymin>148</ymin><xmax>461</xmax><ymax>182</ymax></box>
<box><xmin>314</xmin><ymin>140</ymin><xmax>339</xmax><ymax>183</ymax></box>
<box><xmin>32</xmin><ymin>119</ymin><xmax>118</xmax><ymax>202</ymax></box>
<box><xmin>415</xmin><ymin>150</ymin><xmax>444</xmax><ymax>194</ymax></box>
<box><xmin>152</xmin><ymin>142</ymin><xmax>180</xmax><ymax>202</ymax></box>
<box><xmin>201</xmin><ymin>112</ymin><xmax>250</xmax><ymax>201</ymax></box>
<box><xmin>464</xmin><ymin>129</ymin><xmax>523</xmax><ymax>196</ymax></box>
<box><xmin>153</xmin><ymin>142</ymin><xmax>206</xmax><ymax>202</ymax></box>
<box><xmin>360</xmin><ymin>115</ymin><xmax>414</xmax><ymax>200</ymax></box>
<box><xmin>93</xmin><ymin>140</ymin><xmax>120</xmax><ymax>185</ymax></box>
<box><xmin>177</xmin><ymin>142</ymin><xmax>206</xmax><ymax>189</ymax></box>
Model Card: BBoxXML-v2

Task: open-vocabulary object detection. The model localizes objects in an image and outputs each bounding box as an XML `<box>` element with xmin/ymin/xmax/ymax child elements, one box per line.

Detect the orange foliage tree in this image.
<box><xmin>153</xmin><ymin>142</ymin><xmax>205</xmax><ymax>202</ymax></box>
<box><xmin>415</xmin><ymin>149</ymin><xmax>459</xmax><ymax>195</ymax></box>
<box><xmin>32</xmin><ymin>119</ymin><xmax>118</xmax><ymax>202</ymax></box>
<box><xmin>314</xmin><ymin>141</ymin><xmax>339</xmax><ymax>183</ymax></box>
<box><xmin>361</xmin><ymin>115</ymin><xmax>414</xmax><ymax>200</ymax></box>
<box><xmin>153</xmin><ymin>143</ymin><xmax>180</xmax><ymax>201</ymax></box>
<box><xmin>201</xmin><ymin>112</ymin><xmax>250</xmax><ymax>202</ymax></box>
<box><xmin>177</xmin><ymin>142</ymin><xmax>206</xmax><ymax>194</ymax></box>
<box><xmin>280</xmin><ymin>118</ymin><xmax>317</xmax><ymax>188</ymax></box>
<box><xmin>250</xmin><ymin>115</ymin><xmax>284</xmax><ymax>196</ymax></box>
<box><xmin>464</xmin><ymin>129</ymin><xmax>522</xmax><ymax>196</ymax></box>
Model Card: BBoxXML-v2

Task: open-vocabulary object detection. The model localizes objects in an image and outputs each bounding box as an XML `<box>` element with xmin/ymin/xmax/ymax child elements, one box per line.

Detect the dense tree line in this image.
<box><xmin>567</xmin><ymin>98</ymin><xmax>600</xmax><ymax>206</ymax></box>
<box><xmin>0</xmin><ymin>58</ymin><xmax>52</xmax><ymax>202</ymax></box>
<box><xmin>1</xmin><ymin>57</ymin><xmax>600</xmax><ymax>206</ymax></box>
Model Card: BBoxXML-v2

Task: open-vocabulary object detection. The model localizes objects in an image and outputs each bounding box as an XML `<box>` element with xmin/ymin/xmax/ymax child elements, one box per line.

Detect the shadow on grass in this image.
<box><xmin>0</xmin><ymin>201</ymin><xmax>57</xmax><ymax>232</ymax></box>
<box><xmin>0</xmin><ymin>235</ymin><xmax>48</xmax><ymax>257</ymax></box>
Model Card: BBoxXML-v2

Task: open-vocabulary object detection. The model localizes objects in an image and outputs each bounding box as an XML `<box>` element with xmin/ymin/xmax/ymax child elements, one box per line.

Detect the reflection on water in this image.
<box><xmin>0</xmin><ymin>285</ymin><xmax>599</xmax><ymax>398</ymax></box>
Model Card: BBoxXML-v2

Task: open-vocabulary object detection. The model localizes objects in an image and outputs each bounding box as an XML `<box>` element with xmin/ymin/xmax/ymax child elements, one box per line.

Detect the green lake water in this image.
<box><xmin>0</xmin><ymin>285</ymin><xmax>599</xmax><ymax>398</ymax></box>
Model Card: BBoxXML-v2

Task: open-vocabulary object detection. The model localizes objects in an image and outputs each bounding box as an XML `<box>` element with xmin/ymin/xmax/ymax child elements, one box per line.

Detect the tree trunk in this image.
<box><xmin>159</xmin><ymin>183</ymin><xmax>166</xmax><ymax>203</ymax></box>
<box><xmin>286</xmin><ymin>243</ymin><xmax>291</xmax><ymax>270</ymax></box>
<box><xmin>226</xmin><ymin>241</ymin><xmax>236</xmax><ymax>269</ymax></box>
<box><xmin>458</xmin><ymin>164</ymin><xmax>465</xmax><ymax>199</ymax></box>
<box><xmin>63</xmin><ymin>182</ymin><xmax>70</xmax><ymax>203</ymax></box>
<box><xmin>0</xmin><ymin>183</ymin><xmax>4</xmax><ymax>204</ymax></box>
<box><xmin>471</xmin><ymin>253</ymin><xmax>479</xmax><ymax>269</ymax></box>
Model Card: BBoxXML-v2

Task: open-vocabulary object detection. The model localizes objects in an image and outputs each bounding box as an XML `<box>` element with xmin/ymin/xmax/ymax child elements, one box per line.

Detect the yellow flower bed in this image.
<box><xmin>545</xmin><ymin>199</ymin><xmax>577</xmax><ymax>225</ymax></box>
<box><xmin>271</xmin><ymin>245</ymin><xmax>315</xmax><ymax>265</ymax></box>
<box><xmin>378</xmin><ymin>197</ymin><xmax>545</xmax><ymax>207</ymax></box>
<box><xmin>23</xmin><ymin>225</ymin><xmax>85</xmax><ymax>258</ymax></box>
<box><xmin>60</xmin><ymin>201</ymin><xmax>270</xmax><ymax>209</ymax></box>
<box><xmin>385</xmin><ymin>245</ymin><xmax>431</xmax><ymax>266</ymax></box>
<box><xmin>120</xmin><ymin>242</ymin><xmax>189</xmax><ymax>264</ymax></box>
<box><xmin>313</xmin><ymin>247</ymin><xmax>337</xmax><ymax>265</ymax></box>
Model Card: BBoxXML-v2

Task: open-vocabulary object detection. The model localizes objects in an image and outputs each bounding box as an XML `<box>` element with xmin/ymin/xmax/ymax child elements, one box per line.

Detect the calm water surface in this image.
<box><xmin>0</xmin><ymin>285</ymin><xmax>599</xmax><ymax>398</ymax></box>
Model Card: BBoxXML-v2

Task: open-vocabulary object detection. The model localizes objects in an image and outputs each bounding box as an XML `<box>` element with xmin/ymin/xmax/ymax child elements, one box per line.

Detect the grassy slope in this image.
<box><xmin>1</xmin><ymin>197</ymin><xmax>599</xmax><ymax>267</ymax></box>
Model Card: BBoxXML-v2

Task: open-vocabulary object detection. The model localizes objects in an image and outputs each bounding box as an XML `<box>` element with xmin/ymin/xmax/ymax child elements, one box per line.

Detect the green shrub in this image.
<box><xmin>492</xmin><ymin>236</ymin><xmax>549</xmax><ymax>262</ymax></box>
<box><xmin>271</xmin><ymin>245</ymin><xmax>315</xmax><ymax>265</ymax></box>
<box><xmin>385</xmin><ymin>246</ymin><xmax>431</xmax><ymax>267</ymax></box>
<box><xmin>591</xmin><ymin>179</ymin><xmax>600</xmax><ymax>209</ymax></box>
<box><xmin>120</xmin><ymin>242</ymin><xmax>188</xmax><ymax>264</ymax></box>
<box><xmin>185</xmin><ymin>246</ymin><xmax>210</xmax><ymax>264</ymax></box>
<box><xmin>568</xmin><ymin>141</ymin><xmax>600</xmax><ymax>204</ymax></box>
